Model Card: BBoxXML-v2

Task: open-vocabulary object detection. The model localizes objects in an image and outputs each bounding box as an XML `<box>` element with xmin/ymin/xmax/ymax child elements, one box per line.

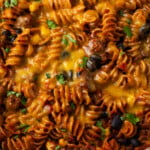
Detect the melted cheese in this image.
<box><xmin>58</xmin><ymin>48</ymin><xmax>85</xmax><ymax>71</ymax></box>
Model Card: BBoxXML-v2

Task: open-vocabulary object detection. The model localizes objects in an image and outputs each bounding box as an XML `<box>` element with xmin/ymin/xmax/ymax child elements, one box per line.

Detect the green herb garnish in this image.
<box><xmin>16</xmin><ymin>92</ymin><xmax>22</xmax><ymax>97</ymax></box>
<box><xmin>13</xmin><ymin>135</ymin><xmax>19</xmax><ymax>139</ymax></box>
<box><xmin>60</xmin><ymin>128</ymin><xmax>67</xmax><ymax>132</ymax></box>
<box><xmin>4</xmin><ymin>1</ymin><xmax>10</xmax><ymax>7</ymax></box>
<box><xmin>18</xmin><ymin>124</ymin><xmax>30</xmax><ymax>133</ymax></box>
<box><xmin>20</xmin><ymin>108</ymin><xmax>27</xmax><ymax>114</ymax></box>
<box><xmin>62</xmin><ymin>38</ymin><xmax>69</xmax><ymax>46</ymax></box>
<box><xmin>65</xmin><ymin>34</ymin><xmax>77</xmax><ymax>44</ymax></box>
<box><xmin>56</xmin><ymin>73</ymin><xmax>67</xmax><ymax>85</ymax></box>
<box><xmin>7</xmin><ymin>91</ymin><xmax>21</xmax><ymax>97</ymax></box>
<box><xmin>62</xmin><ymin>34</ymin><xmax>77</xmax><ymax>46</ymax></box>
<box><xmin>55</xmin><ymin>145</ymin><xmax>61</xmax><ymax>150</ymax></box>
<box><xmin>121</xmin><ymin>113</ymin><xmax>140</xmax><ymax>125</ymax></box>
<box><xmin>7</xmin><ymin>91</ymin><xmax>16</xmax><ymax>96</ymax></box>
<box><xmin>70</xmin><ymin>102</ymin><xmax>75</xmax><ymax>109</ymax></box>
<box><xmin>5</xmin><ymin>48</ymin><xmax>10</xmax><ymax>53</ymax></box>
<box><xmin>4</xmin><ymin>0</ymin><xmax>18</xmax><ymax>8</ymax></box>
<box><xmin>46</xmin><ymin>73</ymin><xmax>51</xmax><ymax>79</ymax></box>
<box><xmin>126</xmin><ymin>19</ymin><xmax>131</xmax><ymax>24</ymax></box>
<box><xmin>96</xmin><ymin>121</ymin><xmax>106</xmax><ymax>140</ymax></box>
<box><xmin>120</xmin><ymin>51</ymin><xmax>125</xmax><ymax>56</ymax></box>
<box><xmin>119</xmin><ymin>10</ymin><xmax>124</xmax><ymax>16</ymax></box>
<box><xmin>21</xmin><ymin>96</ymin><xmax>27</xmax><ymax>105</ymax></box>
<box><xmin>123</xmin><ymin>26</ymin><xmax>132</xmax><ymax>37</ymax></box>
<box><xmin>79</xmin><ymin>57</ymin><xmax>88</xmax><ymax>68</ymax></box>
<box><xmin>47</xmin><ymin>20</ymin><xmax>57</xmax><ymax>29</ymax></box>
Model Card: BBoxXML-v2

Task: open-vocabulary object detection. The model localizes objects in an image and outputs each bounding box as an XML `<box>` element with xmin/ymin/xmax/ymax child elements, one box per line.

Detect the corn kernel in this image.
<box><xmin>29</xmin><ymin>2</ymin><xmax>40</xmax><ymax>12</ymax></box>
<box><xmin>59</xmin><ymin>138</ymin><xmax>67</xmax><ymax>147</ymax></box>
<box><xmin>31</xmin><ymin>34</ymin><xmax>41</xmax><ymax>45</ymax></box>
<box><xmin>40</xmin><ymin>26</ymin><xmax>50</xmax><ymax>37</ymax></box>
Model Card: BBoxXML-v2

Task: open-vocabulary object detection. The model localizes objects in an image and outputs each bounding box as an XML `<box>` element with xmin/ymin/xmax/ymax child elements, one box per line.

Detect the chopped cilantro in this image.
<box><xmin>55</xmin><ymin>145</ymin><xmax>61</xmax><ymax>150</ymax></box>
<box><xmin>13</xmin><ymin>135</ymin><xmax>19</xmax><ymax>139</ymax></box>
<box><xmin>62</xmin><ymin>38</ymin><xmax>69</xmax><ymax>46</ymax></box>
<box><xmin>20</xmin><ymin>108</ymin><xmax>27</xmax><ymax>114</ymax></box>
<box><xmin>7</xmin><ymin>91</ymin><xmax>22</xmax><ymax>97</ymax></box>
<box><xmin>79</xmin><ymin>57</ymin><xmax>88</xmax><ymax>68</ymax></box>
<box><xmin>18</xmin><ymin>124</ymin><xmax>30</xmax><ymax>133</ymax></box>
<box><xmin>119</xmin><ymin>10</ymin><xmax>124</xmax><ymax>16</ymax></box>
<box><xmin>126</xmin><ymin>19</ymin><xmax>131</xmax><ymax>24</ymax></box>
<box><xmin>56</xmin><ymin>73</ymin><xmax>67</xmax><ymax>85</ymax></box>
<box><xmin>70</xmin><ymin>102</ymin><xmax>75</xmax><ymax>109</ymax></box>
<box><xmin>121</xmin><ymin>113</ymin><xmax>140</xmax><ymax>125</ymax></box>
<box><xmin>7</xmin><ymin>91</ymin><xmax>16</xmax><ymax>96</ymax></box>
<box><xmin>16</xmin><ymin>92</ymin><xmax>22</xmax><ymax>97</ymax></box>
<box><xmin>120</xmin><ymin>51</ymin><xmax>125</xmax><ymax>56</ymax></box>
<box><xmin>123</xmin><ymin>26</ymin><xmax>132</xmax><ymax>37</ymax></box>
<box><xmin>96</xmin><ymin>121</ymin><xmax>106</xmax><ymax>140</ymax></box>
<box><xmin>4</xmin><ymin>0</ymin><xmax>18</xmax><ymax>8</ymax></box>
<box><xmin>47</xmin><ymin>20</ymin><xmax>57</xmax><ymax>29</ymax></box>
<box><xmin>21</xmin><ymin>96</ymin><xmax>27</xmax><ymax>105</ymax></box>
<box><xmin>62</xmin><ymin>34</ymin><xmax>77</xmax><ymax>46</ymax></box>
<box><xmin>60</xmin><ymin>128</ymin><xmax>67</xmax><ymax>132</ymax></box>
<box><xmin>4</xmin><ymin>1</ymin><xmax>10</xmax><ymax>7</ymax></box>
<box><xmin>5</xmin><ymin>48</ymin><xmax>10</xmax><ymax>53</ymax></box>
<box><xmin>45</xmin><ymin>73</ymin><xmax>51</xmax><ymax>79</ymax></box>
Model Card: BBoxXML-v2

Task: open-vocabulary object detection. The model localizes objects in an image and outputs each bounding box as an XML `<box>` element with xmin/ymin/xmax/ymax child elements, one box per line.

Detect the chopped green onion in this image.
<box><xmin>47</xmin><ymin>20</ymin><xmax>57</xmax><ymax>29</ymax></box>
<box><xmin>45</xmin><ymin>73</ymin><xmax>51</xmax><ymax>79</ymax></box>
<box><xmin>79</xmin><ymin>57</ymin><xmax>88</xmax><ymax>68</ymax></box>
<box><xmin>121</xmin><ymin>113</ymin><xmax>140</xmax><ymax>125</ymax></box>
<box><xmin>56</xmin><ymin>73</ymin><xmax>67</xmax><ymax>85</ymax></box>
<box><xmin>123</xmin><ymin>26</ymin><xmax>132</xmax><ymax>37</ymax></box>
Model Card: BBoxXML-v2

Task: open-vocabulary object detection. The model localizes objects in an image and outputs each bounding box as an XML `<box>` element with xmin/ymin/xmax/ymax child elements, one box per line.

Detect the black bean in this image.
<box><xmin>15</xmin><ymin>28</ymin><xmax>22</xmax><ymax>34</ymax></box>
<box><xmin>90</xmin><ymin>54</ymin><xmax>101</xmax><ymax>69</ymax></box>
<box><xmin>117</xmin><ymin>138</ymin><xmax>130</xmax><ymax>146</ymax></box>
<box><xmin>86</xmin><ymin>59</ymin><xmax>97</xmax><ymax>72</ymax></box>
<box><xmin>139</xmin><ymin>24</ymin><xmax>150</xmax><ymax>39</ymax></box>
<box><xmin>86</xmin><ymin>54</ymin><xmax>102</xmax><ymax>72</ymax></box>
<box><xmin>2</xmin><ymin>30</ymin><xmax>11</xmax><ymax>36</ymax></box>
<box><xmin>61</xmin><ymin>71</ymin><xmax>68</xmax><ymax>80</ymax></box>
<box><xmin>61</xmin><ymin>51</ymin><xmax>70</xmax><ymax>59</ymax></box>
<box><xmin>9</xmin><ymin>35</ymin><xmax>17</xmax><ymax>42</ymax></box>
<box><xmin>68</xmin><ymin>70</ymin><xmax>73</xmax><ymax>80</ymax></box>
<box><xmin>76</xmin><ymin>71</ymin><xmax>82</xmax><ymax>77</ymax></box>
<box><xmin>130</xmin><ymin>138</ymin><xmax>140</xmax><ymax>147</ymax></box>
<box><xmin>111</xmin><ymin>114</ymin><xmax>123</xmax><ymax>129</ymax></box>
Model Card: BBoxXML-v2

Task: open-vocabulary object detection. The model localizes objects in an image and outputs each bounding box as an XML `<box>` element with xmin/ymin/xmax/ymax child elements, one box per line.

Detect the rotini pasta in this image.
<box><xmin>0</xmin><ymin>0</ymin><xmax>150</xmax><ymax>149</ymax></box>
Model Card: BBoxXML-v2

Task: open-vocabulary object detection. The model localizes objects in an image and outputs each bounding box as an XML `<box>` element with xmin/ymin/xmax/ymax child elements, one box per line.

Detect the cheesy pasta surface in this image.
<box><xmin>0</xmin><ymin>0</ymin><xmax>150</xmax><ymax>149</ymax></box>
